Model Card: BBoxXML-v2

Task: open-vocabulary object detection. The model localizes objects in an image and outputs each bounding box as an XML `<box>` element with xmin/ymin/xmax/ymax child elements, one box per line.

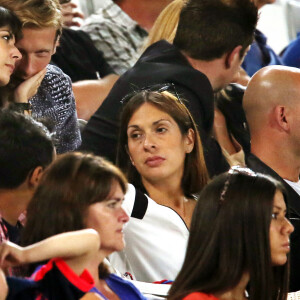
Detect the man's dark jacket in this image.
<box><xmin>51</xmin><ymin>28</ymin><xmax>114</xmax><ymax>82</ymax></box>
<box><xmin>247</xmin><ymin>153</ymin><xmax>300</xmax><ymax>292</ymax></box>
<box><xmin>80</xmin><ymin>40</ymin><xmax>229</xmax><ymax>176</ymax></box>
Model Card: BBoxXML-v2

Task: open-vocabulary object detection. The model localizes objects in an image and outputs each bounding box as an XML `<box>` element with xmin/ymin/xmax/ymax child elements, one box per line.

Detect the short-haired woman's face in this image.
<box><xmin>0</xmin><ymin>26</ymin><xmax>21</xmax><ymax>86</ymax></box>
<box><xmin>269</xmin><ymin>190</ymin><xmax>294</xmax><ymax>266</ymax></box>
<box><xmin>127</xmin><ymin>103</ymin><xmax>194</xmax><ymax>185</ymax></box>
<box><xmin>85</xmin><ymin>182</ymin><xmax>129</xmax><ymax>256</ymax></box>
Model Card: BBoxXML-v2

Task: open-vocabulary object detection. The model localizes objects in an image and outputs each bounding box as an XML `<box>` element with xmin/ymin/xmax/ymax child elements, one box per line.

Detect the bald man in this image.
<box><xmin>244</xmin><ymin>65</ymin><xmax>300</xmax><ymax>292</ymax></box>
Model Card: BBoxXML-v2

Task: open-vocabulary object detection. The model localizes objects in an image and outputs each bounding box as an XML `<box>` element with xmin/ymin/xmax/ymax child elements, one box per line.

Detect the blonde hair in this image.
<box><xmin>141</xmin><ymin>0</ymin><xmax>187</xmax><ymax>52</ymax></box>
<box><xmin>0</xmin><ymin>0</ymin><xmax>62</xmax><ymax>36</ymax></box>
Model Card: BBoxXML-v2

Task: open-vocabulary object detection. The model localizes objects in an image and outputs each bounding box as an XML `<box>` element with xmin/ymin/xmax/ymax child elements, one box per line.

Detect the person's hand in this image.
<box><xmin>0</xmin><ymin>241</ymin><xmax>25</xmax><ymax>269</ymax></box>
<box><xmin>61</xmin><ymin>2</ymin><xmax>85</xmax><ymax>27</ymax></box>
<box><xmin>14</xmin><ymin>68</ymin><xmax>46</xmax><ymax>103</ymax></box>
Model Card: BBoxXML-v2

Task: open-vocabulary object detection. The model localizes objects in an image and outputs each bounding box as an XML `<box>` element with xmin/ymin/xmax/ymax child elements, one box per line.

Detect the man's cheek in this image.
<box><xmin>37</xmin><ymin>57</ymin><xmax>51</xmax><ymax>72</ymax></box>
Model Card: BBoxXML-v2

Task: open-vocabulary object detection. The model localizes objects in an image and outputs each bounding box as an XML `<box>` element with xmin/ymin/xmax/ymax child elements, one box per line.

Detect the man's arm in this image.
<box><xmin>73</xmin><ymin>74</ymin><xmax>119</xmax><ymax>120</ymax></box>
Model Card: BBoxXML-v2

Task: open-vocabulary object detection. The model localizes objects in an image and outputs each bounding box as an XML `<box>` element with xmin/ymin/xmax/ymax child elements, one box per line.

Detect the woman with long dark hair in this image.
<box><xmin>168</xmin><ymin>167</ymin><xmax>294</xmax><ymax>300</ymax></box>
<box><xmin>109</xmin><ymin>88</ymin><xmax>209</xmax><ymax>282</ymax></box>
<box><xmin>0</xmin><ymin>6</ymin><xmax>22</xmax><ymax>88</ymax></box>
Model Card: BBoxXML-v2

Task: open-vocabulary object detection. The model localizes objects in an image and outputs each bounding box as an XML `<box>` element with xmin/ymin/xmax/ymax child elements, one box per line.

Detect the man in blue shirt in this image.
<box><xmin>242</xmin><ymin>0</ymin><xmax>283</xmax><ymax>76</ymax></box>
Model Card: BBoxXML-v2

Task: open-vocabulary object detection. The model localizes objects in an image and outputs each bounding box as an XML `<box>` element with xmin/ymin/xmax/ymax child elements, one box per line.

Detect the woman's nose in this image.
<box><xmin>143</xmin><ymin>133</ymin><xmax>156</xmax><ymax>150</ymax></box>
<box><xmin>12</xmin><ymin>45</ymin><xmax>22</xmax><ymax>61</ymax></box>
<box><xmin>283</xmin><ymin>218</ymin><xmax>294</xmax><ymax>235</ymax></box>
<box><xmin>119</xmin><ymin>207</ymin><xmax>129</xmax><ymax>224</ymax></box>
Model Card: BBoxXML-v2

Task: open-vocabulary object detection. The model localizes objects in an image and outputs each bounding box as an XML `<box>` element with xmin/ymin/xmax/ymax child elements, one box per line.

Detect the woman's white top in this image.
<box><xmin>109</xmin><ymin>184</ymin><xmax>189</xmax><ymax>283</ymax></box>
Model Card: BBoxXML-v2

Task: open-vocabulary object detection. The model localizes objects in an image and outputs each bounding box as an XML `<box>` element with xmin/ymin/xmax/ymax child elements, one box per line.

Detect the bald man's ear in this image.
<box><xmin>274</xmin><ymin>106</ymin><xmax>289</xmax><ymax>132</ymax></box>
<box><xmin>225</xmin><ymin>45</ymin><xmax>243</xmax><ymax>69</ymax></box>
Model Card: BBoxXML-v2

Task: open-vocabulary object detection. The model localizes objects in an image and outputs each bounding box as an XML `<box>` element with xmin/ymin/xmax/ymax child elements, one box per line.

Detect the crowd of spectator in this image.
<box><xmin>1</xmin><ymin>0</ymin><xmax>300</xmax><ymax>299</ymax></box>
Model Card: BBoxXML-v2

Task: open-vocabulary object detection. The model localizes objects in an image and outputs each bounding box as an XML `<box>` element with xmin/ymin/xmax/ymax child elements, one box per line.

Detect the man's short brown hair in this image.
<box><xmin>0</xmin><ymin>0</ymin><xmax>62</xmax><ymax>37</ymax></box>
<box><xmin>173</xmin><ymin>0</ymin><xmax>258</xmax><ymax>60</ymax></box>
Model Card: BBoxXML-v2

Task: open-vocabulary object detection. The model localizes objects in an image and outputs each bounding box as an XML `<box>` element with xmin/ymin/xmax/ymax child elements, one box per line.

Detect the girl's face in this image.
<box><xmin>127</xmin><ymin>103</ymin><xmax>194</xmax><ymax>185</ymax></box>
<box><xmin>85</xmin><ymin>182</ymin><xmax>129</xmax><ymax>256</ymax></box>
<box><xmin>269</xmin><ymin>190</ymin><xmax>294</xmax><ymax>266</ymax></box>
<box><xmin>0</xmin><ymin>26</ymin><xmax>21</xmax><ymax>86</ymax></box>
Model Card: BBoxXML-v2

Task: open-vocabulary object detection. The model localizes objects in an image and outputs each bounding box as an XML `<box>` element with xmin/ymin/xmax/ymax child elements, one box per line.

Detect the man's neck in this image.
<box><xmin>117</xmin><ymin>0</ymin><xmax>171</xmax><ymax>31</ymax></box>
<box><xmin>183</xmin><ymin>53</ymin><xmax>226</xmax><ymax>91</ymax></box>
<box><xmin>251</xmin><ymin>141</ymin><xmax>300</xmax><ymax>182</ymax></box>
<box><xmin>0</xmin><ymin>188</ymin><xmax>30</xmax><ymax>226</ymax></box>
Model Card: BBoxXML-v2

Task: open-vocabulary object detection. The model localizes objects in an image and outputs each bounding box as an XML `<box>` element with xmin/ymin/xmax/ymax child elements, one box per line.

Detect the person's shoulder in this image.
<box><xmin>40</xmin><ymin>65</ymin><xmax>74</xmax><ymax>102</ymax></box>
<box><xmin>46</xmin><ymin>64</ymin><xmax>68</xmax><ymax>77</ymax></box>
<box><xmin>137</xmin><ymin>41</ymin><xmax>210</xmax><ymax>81</ymax></box>
<box><xmin>81</xmin><ymin>10</ymin><xmax>115</xmax><ymax>30</ymax></box>
<box><xmin>281</xmin><ymin>35</ymin><xmax>300</xmax><ymax>67</ymax></box>
<box><xmin>183</xmin><ymin>292</ymin><xmax>219</xmax><ymax>300</ymax></box>
<box><xmin>245</xmin><ymin>153</ymin><xmax>270</xmax><ymax>174</ymax></box>
<box><xmin>61</xmin><ymin>27</ymin><xmax>89</xmax><ymax>42</ymax></box>
<box><xmin>82</xmin><ymin>13</ymin><xmax>105</xmax><ymax>27</ymax></box>
<box><xmin>45</xmin><ymin>65</ymin><xmax>72</xmax><ymax>85</ymax></box>
<box><xmin>107</xmin><ymin>274</ymin><xmax>146</xmax><ymax>299</ymax></box>
<box><xmin>139</xmin><ymin>40</ymin><xmax>180</xmax><ymax>61</ymax></box>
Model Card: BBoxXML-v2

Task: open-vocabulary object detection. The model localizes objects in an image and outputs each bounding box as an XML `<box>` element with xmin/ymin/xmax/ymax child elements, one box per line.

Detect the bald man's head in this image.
<box><xmin>243</xmin><ymin>66</ymin><xmax>300</xmax><ymax>135</ymax></box>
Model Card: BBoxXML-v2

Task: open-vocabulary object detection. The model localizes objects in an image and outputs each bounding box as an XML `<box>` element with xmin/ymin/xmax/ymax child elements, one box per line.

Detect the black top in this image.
<box><xmin>6</xmin><ymin>259</ymin><xmax>91</xmax><ymax>300</ymax></box>
<box><xmin>80</xmin><ymin>40</ymin><xmax>229</xmax><ymax>177</ymax></box>
<box><xmin>51</xmin><ymin>28</ymin><xmax>114</xmax><ymax>82</ymax></box>
<box><xmin>2</xmin><ymin>218</ymin><xmax>22</xmax><ymax>244</ymax></box>
<box><xmin>215</xmin><ymin>83</ymin><xmax>250</xmax><ymax>154</ymax></box>
<box><xmin>246</xmin><ymin>153</ymin><xmax>300</xmax><ymax>292</ymax></box>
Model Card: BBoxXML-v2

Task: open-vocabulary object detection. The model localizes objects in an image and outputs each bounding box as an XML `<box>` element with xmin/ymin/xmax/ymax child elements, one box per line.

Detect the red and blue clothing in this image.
<box><xmin>6</xmin><ymin>258</ymin><xmax>146</xmax><ymax>300</ymax></box>
<box><xmin>7</xmin><ymin>258</ymin><xmax>92</xmax><ymax>300</ymax></box>
<box><xmin>90</xmin><ymin>273</ymin><xmax>146</xmax><ymax>300</ymax></box>
<box><xmin>183</xmin><ymin>292</ymin><xmax>219</xmax><ymax>300</ymax></box>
